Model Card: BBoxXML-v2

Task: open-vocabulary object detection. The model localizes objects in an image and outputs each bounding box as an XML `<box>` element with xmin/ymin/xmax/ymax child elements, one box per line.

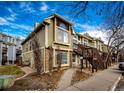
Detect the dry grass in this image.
<box><xmin>71</xmin><ymin>69</ymin><xmax>92</xmax><ymax>85</ymax></box>
<box><xmin>6</xmin><ymin>70</ymin><xmax>64</xmax><ymax>91</ymax></box>
<box><xmin>0</xmin><ymin>65</ymin><xmax>25</xmax><ymax>78</ymax></box>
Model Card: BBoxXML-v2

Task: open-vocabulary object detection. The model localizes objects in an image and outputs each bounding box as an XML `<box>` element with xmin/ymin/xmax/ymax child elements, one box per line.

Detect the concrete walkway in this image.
<box><xmin>20</xmin><ymin>66</ymin><xmax>35</xmax><ymax>74</ymax></box>
<box><xmin>16</xmin><ymin>66</ymin><xmax>35</xmax><ymax>80</ymax></box>
<box><xmin>61</xmin><ymin>65</ymin><xmax>122</xmax><ymax>91</ymax></box>
<box><xmin>56</xmin><ymin>68</ymin><xmax>76</xmax><ymax>90</ymax></box>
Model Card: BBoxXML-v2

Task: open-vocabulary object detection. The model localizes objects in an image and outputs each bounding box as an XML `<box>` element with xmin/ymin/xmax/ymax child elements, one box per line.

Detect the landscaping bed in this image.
<box><xmin>71</xmin><ymin>69</ymin><xmax>92</xmax><ymax>85</ymax></box>
<box><xmin>6</xmin><ymin>70</ymin><xmax>65</xmax><ymax>91</ymax></box>
<box><xmin>0</xmin><ymin>65</ymin><xmax>25</xmax><ymax>78</ymax></box>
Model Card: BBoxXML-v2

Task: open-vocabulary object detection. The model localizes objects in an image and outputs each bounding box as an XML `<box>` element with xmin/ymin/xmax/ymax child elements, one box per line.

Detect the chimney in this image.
<box><xmin>34</xmin><ymin>22</ymin><xmax>39</xmax><ymax>28</ymax></box>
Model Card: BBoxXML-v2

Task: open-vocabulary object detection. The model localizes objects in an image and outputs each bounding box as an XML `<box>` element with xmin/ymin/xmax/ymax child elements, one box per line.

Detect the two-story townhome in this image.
<box><xmin>0</xmin><ymin>33</ymin><xmax>22</xmax><ymax>65</ymax></box>
<box><xmin>22</xmin><ymin>13</ymin><xmax>74</xmax><ymax>72</ymax></box>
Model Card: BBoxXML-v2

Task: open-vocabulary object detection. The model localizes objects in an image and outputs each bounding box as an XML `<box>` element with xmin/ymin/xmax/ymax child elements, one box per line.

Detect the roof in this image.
<box><xmin>76</xmin><ymin>33</ymin><xmax>94</xmax><ymax>41</ymax></box>
<box><xmin>22</xmin><ymin>13</ymin><xmax>73</xmax><ymax>45</ymax></box>
<box><xmin>94</xmin><ymin>38</ymin><xmax>104</xmax><ymax>43</ymax></box>
<box><xmin>45</xmin><ymin>13</ymin><xmax>73</xmax><ymax>25</ymax></box>
<box><xmin>21</xmin><ymin>21</ymin><xmax>48</xmax><ymax>45</ymax></box>
<box><xmin>53</xmin><ymin>13</ymin><xmax>73</xmax><ymax>25</ymax></box>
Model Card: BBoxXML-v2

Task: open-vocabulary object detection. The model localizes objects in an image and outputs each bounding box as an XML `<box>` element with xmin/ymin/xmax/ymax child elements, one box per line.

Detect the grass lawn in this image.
<box><xmin>0</xmin><ymin>65</ymin><xmax>25</xmax><ymax>78</ymax></box>
<box><xmin>6</xmin><ymin>70</ymin><xmax>65</xmax><ymax>91</ymax></box>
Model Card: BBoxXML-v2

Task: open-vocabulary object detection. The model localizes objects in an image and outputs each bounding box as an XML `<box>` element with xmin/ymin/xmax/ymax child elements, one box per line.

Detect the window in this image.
<box><xmin>73</xmin><ymin>39</ymin><xmax>78</xmax><ymax>44</ymax></box>
<box><xmin>60</xmin><ymin>23</ymin><xmax>68</xmax><ymax>30</ymax></box>
<box><xmin>73</xmin><ymin>44</ymin><xmax>78</xmax><ymax>49</ymax></box>
<box><xmin>73</xmin><ymin>39</ymin><xmax>78</xmax><ymax>49</ymax></box>
<box><xmin>55</xmin><ymin>50</ymin><xmax>68</xmax><ymax>65</ymax></box>
<box><xmin>56</xmin><ymin>27</ymin><xmax>69</xmax><ymax>44</ymax></box>
<box><xmin>57</xmin><ymin>19</ymin><xmax>69</xmax><ymax>30</ymax></box>
<box><xmin>74</xmin><ymin>35</ymin><xmax>78</xmax><ymax>39</ymax></box>
<box><xmin>82</xmin><ymin>39</ymin><xmax>88</xmax><ymax>46</ymax></box>
<box><xmin>72</xmin><ymin>54</ymin><xmax>76</xmax><ymax>62</ymax></box>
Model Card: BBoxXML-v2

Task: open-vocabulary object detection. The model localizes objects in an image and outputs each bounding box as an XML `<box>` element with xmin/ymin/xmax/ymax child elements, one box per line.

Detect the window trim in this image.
<box><xmin>54</xmin><ymin>50</ymin><xmax>69</xmax><ymax>67</ymax></box>
<box><xmin>55</xmin><ymin>26</ymin><xmax>70</xmax><ymax>45</ymax></box>
<box><xmin>57</xmin><ymin>26</ymin><xmax>68</xmax><ymax>32</ymax></box>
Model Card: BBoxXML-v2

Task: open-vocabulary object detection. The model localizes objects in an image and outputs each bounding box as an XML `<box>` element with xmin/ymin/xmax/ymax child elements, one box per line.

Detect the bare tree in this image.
<box><xmin>74</xmin><ymin>44</ymin><xmax>104</xmax><ymax>73</ymax></box>
<box><xmin>56</xmin><ymin>46</ymin><xmax>62</xmax><ymax>71</ymax></box>
<box><xmin>61</xmin><ymin>2</ymin><xmax>123</xmax><ymax>24</ymax></box>
<box><xmin>47</xmin><ymin>46</ymin><xmax>55</xmax><ymax>90</ymax></box>
<box><xmin>48</xmin><ymin>46</ymin><xmax>53</xmax><ymax>73</ymax></box>
<box><xmin>105</xmin><ymin>26</ymin><xmax>124</xmax><ymax>66</ymax></box>
<box><xmin>32</xmin><ymin>32</ymin><xmax>43</xmax><ymax>75</ymax></box>
<box><xmin>62</xmin><ymin>1</ymin><xmax>124</xmax><ymax>67</ymax></box>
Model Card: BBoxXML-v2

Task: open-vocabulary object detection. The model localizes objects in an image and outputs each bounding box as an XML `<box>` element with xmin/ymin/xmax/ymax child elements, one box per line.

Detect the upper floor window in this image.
<box><xmin>56</xmin><ymin>27</ymin><xmax>69</xmax><ymax>44</ymax></box>
<box><xmin>57</xmin><ymin>19</ymin><xmax>69</xmax><ymax>30</ymax></box>
<box><xmin>59</xmin><ymin>23</ymin><xmax>68</xmax><ymax>30</ymax></box>
<box><xmin>74</xmin><ymin>35</ymin><xmax>78</xmax><ymax>39</ymax></box>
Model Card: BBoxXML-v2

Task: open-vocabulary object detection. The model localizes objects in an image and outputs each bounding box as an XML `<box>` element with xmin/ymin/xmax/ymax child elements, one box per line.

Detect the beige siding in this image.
<box><xmin>48</xmin><ymin>19</ymin><xmax>54</xmax><ymax>46</ymax></box>
<box><xmin>22</xmin><ymin>15</ymin><xmax>74</xmax><ymax>72</ymax></box>
<box><xmin>22</xmin><ymin>48</ymin><xmax>45</xmax><ymax>71</ymax></box>
<box><xmin>36</xmin><ymin>29</ymin><xmax>45</xmax><ymax>47</ymax></box>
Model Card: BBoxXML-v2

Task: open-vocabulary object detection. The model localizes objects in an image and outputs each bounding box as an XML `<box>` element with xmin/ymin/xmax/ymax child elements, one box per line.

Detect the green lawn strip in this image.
<box><xmin>0</xmin><ymin>65</ymin><xmax>25</xmax><ymax>78</ymax></box>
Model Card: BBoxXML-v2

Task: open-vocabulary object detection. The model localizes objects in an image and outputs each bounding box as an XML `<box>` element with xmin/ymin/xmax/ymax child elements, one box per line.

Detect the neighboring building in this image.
<box><xmin>72</xmin><ymin>32</ymin><xmax>108</xmax><ymax>67</ymax></box>
<box><xmin>22</xmin><ymin>13</ymin><xmax>73</xmax><ymax>72</ymax></box>
<box><xmin>76</xmin><ymin>33</ymin><xmax>95</xmax><ymax>48</ymax></box>
<box><xmin>0</xmin><ymin>33</ymin><xmax>22</xmax><ymax>65</ymax></box>
<box><xmin>73</xmin><ymin>33</ymin><xmax>107</xmax><ymax>53</ymax></box>
<box><xmin>94</xmin><ymin>38</ymin><xmax>104</xmax><ymax>52</ymax></box>
<box><xmin>102</xmin><ymin>44</ymin><xmax>108</xmax><ymax>53</ymax></box>
<box><xmin>72</xmin><ymin>33</ymin><xmax>81</xmax><ymax>66</ymax></box>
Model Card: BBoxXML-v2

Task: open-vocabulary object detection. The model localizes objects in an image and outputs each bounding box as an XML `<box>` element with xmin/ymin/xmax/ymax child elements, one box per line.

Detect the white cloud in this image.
<box><xmin>0</xmin><ymin>17</ymin><xmax>33</xmax><ymax>31</ymax></box>
<box><xmin>10</xmin><ymin>23</ymin><xmax>33</xmax><ymax>31</ymax></box>
<box><xmin>6</xmin><ymin>8</ymin><xmax>17</xmax><ymax>21</ymax></box>
<box><xmin>6</xmin><ymin>16</ymin><xmax>15</xmax><ymax>21</ymax></box>
<box><xmin>75</xmin><ymin>23</ymin><xmax>108</xmax><ymax>44</ymax></box>
<box><xmin>20</xmin><ymin>2</ymin><xmax>36</xmax><ymax>13</ymax></box>
<box><xmin>2</xmin><ymin>29</ymin><xmax>26</xmax><ymax>40</ymax></box>
<box><xmin>0</xmin><ymin>17</ymin><xmax>8</xmax><ymax>25</ymax></box>
<box><xmin>40</xmin><ymin>2</ymin><xmax>48</xmax><ymax>12</ymax></box>
<box><xmin>51</xmin><ymin>8</ymin><xmax>56</xmax><ymax>13</ymax></box>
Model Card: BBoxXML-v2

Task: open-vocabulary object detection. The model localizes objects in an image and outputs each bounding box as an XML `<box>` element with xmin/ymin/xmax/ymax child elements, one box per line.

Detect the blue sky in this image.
<box><xmin>0</xmin><ymin>1</ymin><xmax>106</xmax><ymax>39</ymax></box>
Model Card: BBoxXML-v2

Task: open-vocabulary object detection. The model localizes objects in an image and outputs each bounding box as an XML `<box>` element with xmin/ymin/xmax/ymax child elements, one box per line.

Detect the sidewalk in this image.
<box><xmin>59</xmin><ymin>65</ymin><xmax>122</xmax><ymax>91</ymax></box>
<box><xmin>16</xmin><ymin>66</ymin><xmax>35</xmax><ymax>80</ymax></box>
<box><xmin>56</xmin><ymin>68</ymin><xmax>76</xmax><ymax>90</ymax></box>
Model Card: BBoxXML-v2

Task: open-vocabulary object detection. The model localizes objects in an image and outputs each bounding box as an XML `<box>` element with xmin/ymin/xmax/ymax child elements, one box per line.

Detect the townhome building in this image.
<box><xmin>72</xmin><ymin>32</ymin><xmax>108</xmax><ymax>67</ymax></box>
<box><xmin>22</xmin><ymin>13</ymin><xmax>110</xmax><ymax>72</ymax></box>
<box><xmin>0</xmin><ymin>33</ymin><xmax>22</xmax><ymax>65</ymax></box>
<box><xmin>94</xmin><ymin>38</ymin><xmax>104</xmax><ymax>52</ymax></box>
<box><xmin>72</xmin><ymin>32</ymin><xmax>95</xmax><ymax>66</ymax></box>
<box><xmin>22</xmin><ymin>13</ymin><xmax>74</xmax><ymax>72</ymax></box>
